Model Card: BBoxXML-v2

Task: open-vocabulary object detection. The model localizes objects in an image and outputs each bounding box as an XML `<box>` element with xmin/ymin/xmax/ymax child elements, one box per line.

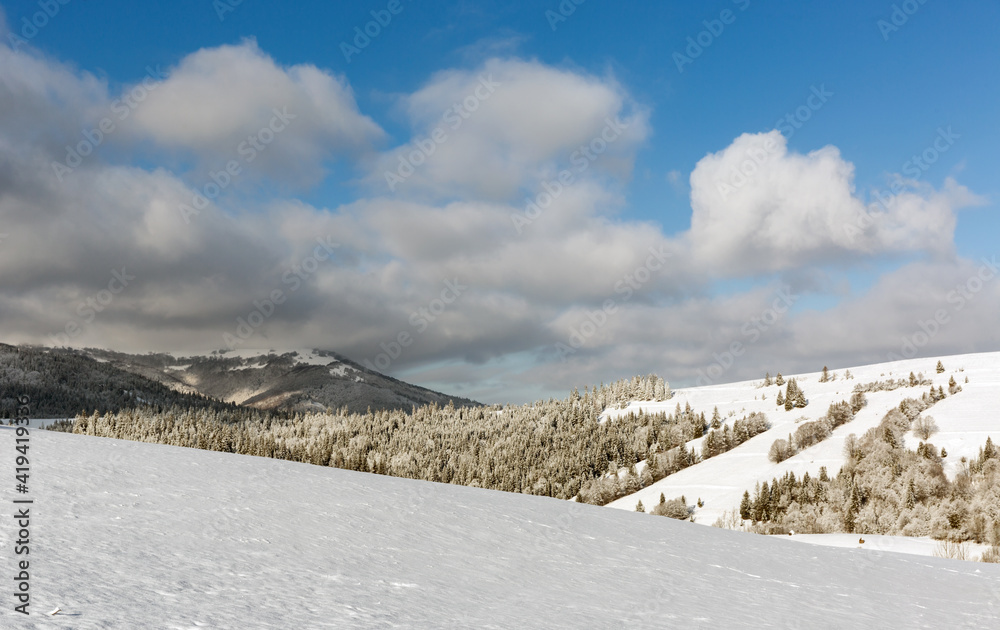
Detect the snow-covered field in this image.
<box><xmin>606</xmin><ymin>352</ymin><xmax>1000</xmax><ymax>525</ymax></box>
<box><xmin>0</xmin><ymin>427</ymin><xmax>998</xmax><ymax>628</ymax></box>
<box><xmin>778</xmin><ymin>533</ymin><xmax>994</xmax><ymax>560</ymax></box>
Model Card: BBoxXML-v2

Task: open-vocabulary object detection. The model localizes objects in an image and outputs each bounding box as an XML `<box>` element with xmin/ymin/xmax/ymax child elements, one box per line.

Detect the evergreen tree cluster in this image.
<box><xmin>73</xmin><ymin>375</ymin><xmax>671</xmax><ymax>505</ymax></box>
<box><xmin>574</xmin><ymin>408</ymin><xmax>769</xmax><ymax>505</ymax></box>
<box><xmin>745</xmin><ymin>394</ymin><xmax>999</xmax><ymax>547</ymax></box>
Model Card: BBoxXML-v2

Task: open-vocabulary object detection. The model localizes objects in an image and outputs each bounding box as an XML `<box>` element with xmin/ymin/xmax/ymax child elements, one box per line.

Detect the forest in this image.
<box><xmin>740</xmin><ymin>391</ymin><xmax>999</xmax><ymax>553</ymax></box>
<box><xmin>73</xmin><ymin>375</ymin><xmax>682</xmax><ymax>505</ymax></box>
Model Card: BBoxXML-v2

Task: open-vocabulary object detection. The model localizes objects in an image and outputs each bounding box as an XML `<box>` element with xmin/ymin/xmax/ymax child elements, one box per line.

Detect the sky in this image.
<box><xmin>0</xmin><ymin>0</ymin><xmax>998</xmax><ymax>404</ymax></box>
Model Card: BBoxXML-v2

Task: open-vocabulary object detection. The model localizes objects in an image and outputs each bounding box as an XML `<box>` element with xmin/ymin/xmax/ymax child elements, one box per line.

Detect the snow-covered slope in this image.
<box><xmin>607</xmin><ymin>351</ymin><xmax>1000</xmax><ymax>525</ymax></box>
<box><xmin>1</xmin><ymin>428</ymin><xmax>998</xmax><ymax>628</ymax></box>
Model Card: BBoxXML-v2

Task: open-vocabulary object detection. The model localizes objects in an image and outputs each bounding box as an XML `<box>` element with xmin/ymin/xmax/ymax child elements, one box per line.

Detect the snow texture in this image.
<box><xmin>1</xmin><ymin>426</ymin><xmax>998</xmax><ymax>628</ymax></box>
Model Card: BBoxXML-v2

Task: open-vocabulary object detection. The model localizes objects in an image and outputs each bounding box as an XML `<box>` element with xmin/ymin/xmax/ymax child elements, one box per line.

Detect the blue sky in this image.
<box><xmin>1</xmin><ymin>0</ymin><xmax>998</xmax><ymax>403</ymax></box>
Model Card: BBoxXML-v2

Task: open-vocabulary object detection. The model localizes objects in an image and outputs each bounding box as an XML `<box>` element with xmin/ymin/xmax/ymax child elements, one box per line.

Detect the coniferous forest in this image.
<box><xmin>73</xmin><ymin>375</ymin><xmax>685</xmax><ymax>505</ymax></box>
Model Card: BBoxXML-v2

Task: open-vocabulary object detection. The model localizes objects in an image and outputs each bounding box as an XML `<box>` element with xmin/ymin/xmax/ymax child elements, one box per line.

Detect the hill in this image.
<box><xmin>0</xmin><ymin>427</ymin><xmax>997</xmax><ymax>628</ymax></box>
<box><xmin>605</xmin><ymin>351</ymin><xmax>1000</xmax><ymax>529</ymax></box>
<box><xmin>0</xmin><ymin>344</ymin><xmax>236</xmax><ymax>419</ymax></box>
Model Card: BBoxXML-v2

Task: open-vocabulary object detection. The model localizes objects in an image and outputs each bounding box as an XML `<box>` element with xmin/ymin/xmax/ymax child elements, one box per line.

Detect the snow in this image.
<box><xmin>0</xmin><ymin>427</ymin><xmax>997</xmax><ymax>628</ymax></box>
<box><xmin>775</xmin><ymin>534</ymin><xmax>994</xmax><ymax>561</ymax></box>
<box><xmin>204</xmin><ymin>347</ymin><xmax>338</xmax><ymax>367</ymax></box>
<box><xmin>329</xmin><ymin>364</ymin><xmax>358</xmax><ymax>378</ymax></box>
<box><xmin>607</xmin><ymin>351</ymin><xmax>1000</xmax><ymax>526</ymax></box>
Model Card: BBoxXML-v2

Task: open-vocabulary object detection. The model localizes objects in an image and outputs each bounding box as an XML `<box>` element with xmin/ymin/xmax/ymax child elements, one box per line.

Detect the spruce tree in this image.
<box><xmin>936</xmin><ymin>360</ymin><xmax>945</xmax><ymax>373</ymax></box>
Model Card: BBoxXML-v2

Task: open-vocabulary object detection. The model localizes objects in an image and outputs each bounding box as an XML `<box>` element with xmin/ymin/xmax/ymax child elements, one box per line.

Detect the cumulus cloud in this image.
<box><xmin>371</xmin><ymin>57</ymin><xmax>650</xmax><ymax>200</ymax></box>
<box><xmin>0</xmin><ymin>35</ymin><xmax>995</xmax><ymax>404</ymax></box>
<box><xmin>686</xmin><ymin>131</ymin><xmax>984</xmax><ymax>275</ymax></box>
<box><xmin>124</xmin><ymin>39</ymin><xmax>383</xmax><ymax>184</ymax></box>
<box><xmin>0</xmin><ymin>44</ymin><xmax>109</xmax><ymax>154</ymax></box>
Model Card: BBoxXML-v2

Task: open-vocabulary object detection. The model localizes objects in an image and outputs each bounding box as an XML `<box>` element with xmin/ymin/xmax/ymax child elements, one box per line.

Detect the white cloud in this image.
<box><xmin>372</xmin><ymin>58</ymin><xmax>650</xmax><ymax>200</ymax></box>
<box><xmin>125</xmin><ymin>39</ymin><xmax>383</xmax><ymax>184</ymax></box>
<box><xmin>686</xmin><ymin>131</ymin><xmax>984</xmax><ymax>275</ymax></box>
<box><xmin>0</xmin><ymin>36</ymin><xmax>995</xmax><ymax>403</ymax></box>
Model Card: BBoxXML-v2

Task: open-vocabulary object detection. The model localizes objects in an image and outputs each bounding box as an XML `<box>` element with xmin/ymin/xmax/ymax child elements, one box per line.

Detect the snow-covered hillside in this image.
<box><xmin>0</xmin><ymin>428</ymin><xmax>997</xmax><ymax>628</ymax></box>
<box><xmin>606</xmin><ymin>351</ymin><xmax>1000</xmax><ymax>527</ymax></box>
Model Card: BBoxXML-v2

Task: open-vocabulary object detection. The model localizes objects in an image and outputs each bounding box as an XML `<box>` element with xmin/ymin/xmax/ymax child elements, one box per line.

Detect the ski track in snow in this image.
<box><xmin>0</xmin><ymin>424</ymin><xmax>998</xmax><ymax>628</ymax></box>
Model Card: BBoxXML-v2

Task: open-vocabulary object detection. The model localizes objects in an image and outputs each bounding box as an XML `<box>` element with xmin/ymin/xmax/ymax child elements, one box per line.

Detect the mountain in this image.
<box><xmin>0</xmin><ymin>343</ymin><xmax>237</xmax><ymax>419</ymax></box>
<box><xmin>79</xmin><ymin>347</ymin><xmax>479</xmax><ymax>414</ymax></box>
<box><xmin>1</xmin><ymin>425</ymin><xmax>996</xmax><ymax>627</ymax></box>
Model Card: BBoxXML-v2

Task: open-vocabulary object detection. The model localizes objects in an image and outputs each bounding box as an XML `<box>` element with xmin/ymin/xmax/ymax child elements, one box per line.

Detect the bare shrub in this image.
<box><xmin>980</xmin><ymin>546</ymin><xmax>1000</xmax><ymax>563</ymax></box>
<box><xmin>768</xmin><ymin>438</ymin><xmax>795</xmax><ymax>463</ymax></box>
<box><xmin>912</xmin><ymin>415</ymin><xmax>939</xmax><ymax>440</ymax></box>
<box><xmin>933</xmin><ymin>540</ymin><xmax>971</xmax><ymax>561</ymax></box>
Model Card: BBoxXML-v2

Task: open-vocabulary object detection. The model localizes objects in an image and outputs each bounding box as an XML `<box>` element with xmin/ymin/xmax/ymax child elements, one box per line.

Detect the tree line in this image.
<box><xmin>72</xmin><ymin>374</ymin><xmax>675</xmax><ymax>504</ymax></box>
